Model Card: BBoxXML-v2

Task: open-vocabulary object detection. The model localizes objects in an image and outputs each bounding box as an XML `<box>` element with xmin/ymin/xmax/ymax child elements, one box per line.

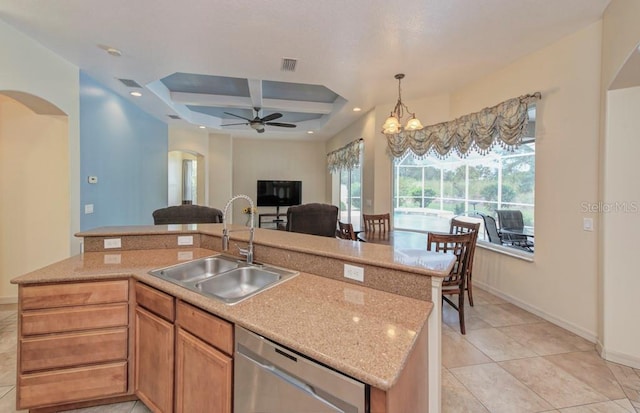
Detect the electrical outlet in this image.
<box><xmin>344</xmin><ymin>264</ymin><xmax>364</xmax><ymax>282</ymax></box>
<box><xmin>104</xmin><ymin>238</ymin><xmax>121</xmax><ymax>249</ymax></box>
<box><xmin>583</xmin><ymin>217</ymin><xmax>594</xmax><ymax>231</ymax></box>
<box><xmin>177</xmin><ymin>235</ymin><xmax>193</xmax><ymax>246</ymax></box>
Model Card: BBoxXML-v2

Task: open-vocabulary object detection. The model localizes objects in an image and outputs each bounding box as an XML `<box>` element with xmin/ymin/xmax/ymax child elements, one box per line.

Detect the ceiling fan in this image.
<box><xmin>221</xmin><ymin>108</ymin><xmax>297</xmax><ymax>133</ymax></box>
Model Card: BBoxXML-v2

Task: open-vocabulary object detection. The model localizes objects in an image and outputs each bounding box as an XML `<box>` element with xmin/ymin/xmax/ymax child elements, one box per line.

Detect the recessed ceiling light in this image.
<box><xmin>307</xmin><ymin>131</ymin><xmax>314</xmax><ymax>134</ymax></box>
<box><xmin>199</xmin><ymin>125</ymin><xmax>206</xmax><ymax>129</ymax></box>
<box><xmin>106</xmin><ymin>47</ymin><xmax>122</xmax><ymax>57</ymax></box>
<box><xmin>129</xmin><ymin>91</ymin><xmax>142</xmax><ymax>97</ymax></box>
<box><xmin>353</xmin><ymin>107</ymin><xmax>362</xmax><ymax>112</ymax></box>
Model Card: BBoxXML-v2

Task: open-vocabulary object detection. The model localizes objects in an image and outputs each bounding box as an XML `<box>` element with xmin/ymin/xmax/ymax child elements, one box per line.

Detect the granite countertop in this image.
<box><xmin>77</xmin><ymin>224</ymin><xmax>455</xmax><ymax>278</ymax></box>
<box><xmin>11</xmin><ymin>247</ymin><xmax>433</xmax><ymax>391</ymax></box>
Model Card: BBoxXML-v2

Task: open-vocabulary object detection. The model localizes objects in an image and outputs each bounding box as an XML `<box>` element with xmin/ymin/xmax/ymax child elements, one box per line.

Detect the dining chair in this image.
<box><xmin>427</xmin><ymin>231</ymin><xmax>474</xmax><ymax>334</ymax></box>
<box><xmin>337</xmin><ymin>221</ymin><xmax>357</xmax><ymax>241</ymax></box>
<box><xmin>152</xmin><ymin>204</ymin><xmax>223</xmax><ymax>225</ymax></box>
<box><xmin>362</xmin><ymin>213</ymin><xmax>390</xmax><ymax>232</ymax></box>
<box><xmin>450</xmin><ymin>217</ymin><xmax>480</xmax><ymax>306</ymax></box>
<box><xmin>285</xmin><ymin>203</ymin><xmax>339</xmax><ymax>237</ymax></box>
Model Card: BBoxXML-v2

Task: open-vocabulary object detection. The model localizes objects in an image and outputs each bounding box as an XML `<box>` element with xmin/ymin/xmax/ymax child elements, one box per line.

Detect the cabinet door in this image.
<box><xmin>135</xmin><ymin>307</ymin><xmax>174</xmax><ymax>413</ymax></box>
<box><xmin>175</xmin><ymin>328</ymin><xmax>232</xmax><ymax>413</ymax></box>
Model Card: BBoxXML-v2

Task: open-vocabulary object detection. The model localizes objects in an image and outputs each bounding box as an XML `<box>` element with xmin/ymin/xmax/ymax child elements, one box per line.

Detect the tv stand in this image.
<box><xmin>258</xmin><ymin>207</ymin><xmax>287</xmax><ymax>229</ymax></box>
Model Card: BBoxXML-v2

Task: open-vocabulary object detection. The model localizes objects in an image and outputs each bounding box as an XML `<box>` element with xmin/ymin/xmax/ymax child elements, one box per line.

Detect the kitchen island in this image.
<box><xmin>11</xmin><ymin>224</ymin><xmax>454</xmax><ymax>413</ymax></box>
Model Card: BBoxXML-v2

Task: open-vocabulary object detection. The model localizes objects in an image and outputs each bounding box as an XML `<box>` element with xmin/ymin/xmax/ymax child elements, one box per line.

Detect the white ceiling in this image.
<box><xmin>0</xmin><ymin>0</ymin><xmax>610</xmax><ymax>140</ymax></box>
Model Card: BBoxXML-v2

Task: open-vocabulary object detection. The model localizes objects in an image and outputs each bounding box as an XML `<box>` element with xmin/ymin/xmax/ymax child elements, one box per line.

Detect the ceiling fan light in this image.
<box><xmin>405</xmin><ymin>116</ymin><xmax>423</xmax><ymax>131</ymax></box>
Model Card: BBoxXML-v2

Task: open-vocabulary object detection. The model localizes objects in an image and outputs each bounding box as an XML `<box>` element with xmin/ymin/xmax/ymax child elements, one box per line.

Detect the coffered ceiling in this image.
<box><xmin>0</xmin><ymin>0</ymin><xmax>610</xmax><ymax>140</ymax></box>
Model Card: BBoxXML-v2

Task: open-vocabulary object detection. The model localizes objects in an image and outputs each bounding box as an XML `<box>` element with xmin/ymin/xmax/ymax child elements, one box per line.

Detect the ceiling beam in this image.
<box><xmin>170</xmin><ymin>92</ymin><xmax>253</xmax><ymax>108</ymax></box>
<box><xmin>247</xmin><ymin>79</ymin><xmax>263</xmax><ymax>110</ymax></box>
<box><xmin>170</xmin><ymin>91</ymin><xmax>334</xmax><ymax>114</ymax></box>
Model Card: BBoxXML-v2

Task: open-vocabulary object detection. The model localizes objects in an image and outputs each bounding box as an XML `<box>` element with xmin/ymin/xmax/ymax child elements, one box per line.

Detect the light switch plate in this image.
<box><xmin>104</xmin><ymin>238</ymin><xmax>122</xmax><ymax>249</ymax></box>
<box><xmin>344</xmin><ymin>264</ymin><xmax>364</xmax><ymax>282</ymax></box>
<box><xmin>583</xmin><ymin>217</ymin><xmax>594</xmax><ymax>231</ymax></box>
<box><xmin>84</xmin><ymin>204</ymin><xmax>94</xmax><ymax>214</ymax></box>
<box><xmin>177</xmin><ymin>235</ymin><xmax>194</xmax><ymax>246</ymax></box>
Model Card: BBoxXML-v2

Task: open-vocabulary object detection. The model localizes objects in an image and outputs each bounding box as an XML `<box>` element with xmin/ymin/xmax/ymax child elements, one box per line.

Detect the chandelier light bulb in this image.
<box><xmin>405</xmin><ymin>116</ymin><xmax>424</xmax><ymax>131</ymax></box>
<box><xmin>381</xmin><ymin>73</ymin><xmax>424</xmax><ymax>136</ymax></box>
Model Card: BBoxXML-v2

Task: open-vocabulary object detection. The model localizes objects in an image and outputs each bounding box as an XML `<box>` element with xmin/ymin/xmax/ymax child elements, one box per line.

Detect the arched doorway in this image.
<box><xmin>168</xmin><ymin>150</ymin><xmax>205</xmax><ymax>206</ymax></box>
<box><xmin>0</xmin><ymin>92</ymin><xmax>69</xmax><ymax>302</ymax></box>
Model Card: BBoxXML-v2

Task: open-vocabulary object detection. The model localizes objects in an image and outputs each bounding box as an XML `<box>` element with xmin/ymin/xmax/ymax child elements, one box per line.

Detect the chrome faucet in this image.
<box><xmin>222</xmin><ymin>194</ymin><xmax>255</xmax><ymax>264</ymax></box>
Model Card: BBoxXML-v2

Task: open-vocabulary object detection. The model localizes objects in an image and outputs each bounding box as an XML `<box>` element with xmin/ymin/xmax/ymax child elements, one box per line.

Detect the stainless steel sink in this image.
<box><xmin>148</xmin><ymin>255</ymin><xmax>298</xmax><ymax>305</ymax></box>
<box><xmin>196</xmin><ymin>267</ymin><xmax>282</xmax><ymax>304</ymax></box>
<box><xmin>149</xmin><ymin>255</ymin><xmax>239</xmax><ymax>283</ymax></box>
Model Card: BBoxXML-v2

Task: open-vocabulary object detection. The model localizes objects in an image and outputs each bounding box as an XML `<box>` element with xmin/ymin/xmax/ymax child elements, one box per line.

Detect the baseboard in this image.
<box><xmin>0</xmin><ymin>296</ymin><xmax>18</xmax><ymax>304</ymax></box>
<box><xmin>474</xmin><ymin>281</ymin><xmax>598</xmax><ymax>343</ymax></box>
<box><xmin>598</xmin><ymin>341</ymin><xmax>640</xmax><ymax>369</ymax></box>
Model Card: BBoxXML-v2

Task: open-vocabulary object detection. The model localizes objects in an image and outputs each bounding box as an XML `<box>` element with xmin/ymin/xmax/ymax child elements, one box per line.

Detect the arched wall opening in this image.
<box><xmin>0</xmin><ymin>92</ymin><xmax>70</xmax><ymax>302</ymax></box>
<box><xmin>168</xmin><ymin>150</ymin><xmax>205</xmax><ymax>206</ymax></box>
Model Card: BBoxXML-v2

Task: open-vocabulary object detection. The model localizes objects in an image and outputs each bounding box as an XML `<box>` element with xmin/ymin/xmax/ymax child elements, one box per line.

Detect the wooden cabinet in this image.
<box><xmin>175</xmin><ymin>301</ymin><xmax>233</xmax><ymax>413</ymax></box>
<box><xmin>17</xmin><ymin>280</ymin><xmax>130</xmax><ymax>410</ymax></box>
<box><xmin>134</xmin><ymin>282</ymin><xmax>233</xmax><ymax>413</ymax></box>
<box><xmin>175</xmin><ymin>328</ymin><xmax>232</xmax><ymax>413</ymax></box>
<box><xmin>135</xmin><ymin>307</ymin><xmax>174</xmax><ymax>413</ymax></box>
<box><xmin>134</xmin><ymin>282</ymin><xmax>175</xmax><ymax>413</ymax></box>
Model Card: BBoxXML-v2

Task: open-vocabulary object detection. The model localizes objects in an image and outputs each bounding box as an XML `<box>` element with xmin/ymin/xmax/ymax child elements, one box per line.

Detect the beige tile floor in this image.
<box><xmin>1</xmin><ymin>288</ymin><xmax>639</xmax><ymax>413</ymax></box>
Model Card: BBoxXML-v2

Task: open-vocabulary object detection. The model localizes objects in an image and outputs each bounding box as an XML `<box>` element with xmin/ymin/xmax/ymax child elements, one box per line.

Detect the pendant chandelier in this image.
<box><xmin>381</xmin><ymin>73</ymin><xmax>423</xmax><ymax>135</ymax></box>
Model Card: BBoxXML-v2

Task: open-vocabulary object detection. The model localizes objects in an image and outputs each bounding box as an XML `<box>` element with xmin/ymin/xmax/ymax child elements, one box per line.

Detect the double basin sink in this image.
<box><xmin>149</xmin><ymin>255</ymin><xmax>298</xmax><ymax>304</ymax></box>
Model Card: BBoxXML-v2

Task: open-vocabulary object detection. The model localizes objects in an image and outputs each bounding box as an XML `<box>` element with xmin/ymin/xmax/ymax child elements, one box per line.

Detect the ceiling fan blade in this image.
<box><xmin>221</xmin><ymin>122</ymin><xmax>248</xmax><ymax>126</ymax></box>
<box><xmin>266</xmin><ymin>122</ymin><xmax>297</xmax><ymax>128</ymax></box>
<box><xmin>261</xmin><ymin>112</ymin><xmax>283</xmax><ymax>122</ymax></box>
<box><xmin>224</xmin><ymin>112</ymin><xmax>252</xmax><ymax>122</ymax></box>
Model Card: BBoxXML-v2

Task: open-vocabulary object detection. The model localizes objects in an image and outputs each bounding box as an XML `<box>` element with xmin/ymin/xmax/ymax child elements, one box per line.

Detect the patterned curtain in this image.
<box><xmin>384</xmin><ymin>92</ymin><xmax>541</xmax><ymax>158</ymax></box>
<box><xmin>327</xmin><ymin>138</ymin><xmax>362</xmax><ymax>174</ymax></box>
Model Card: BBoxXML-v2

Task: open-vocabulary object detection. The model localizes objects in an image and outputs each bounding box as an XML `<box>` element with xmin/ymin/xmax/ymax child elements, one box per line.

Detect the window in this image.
<box><xmin>339</xmin><ymin>162</ymin><xmax>362</xmax><ymax>227</ymax></box>
<box><xmin>392</xmin><ymin>107</ymin><xmax>536</xmax><ymax>246</ymax></box>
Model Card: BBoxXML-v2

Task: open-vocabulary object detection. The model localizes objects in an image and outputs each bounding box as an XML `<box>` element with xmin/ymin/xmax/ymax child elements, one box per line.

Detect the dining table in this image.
<box><xmin>357</xmin><ymin>229</ymin><xmax>429</xmax><ymax>249</ymax></box>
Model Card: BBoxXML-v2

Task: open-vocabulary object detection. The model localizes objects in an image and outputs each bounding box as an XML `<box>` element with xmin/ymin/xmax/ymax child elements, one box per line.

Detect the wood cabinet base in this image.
<box><xmin>18</xmin><ymin>362</ymin><xmax>127</xmax><ymax>409</ymax></box>
<box><xmin>27</xmin><ymin>395</ymin><xmax>138</xmax><ymax>413</ymax></box>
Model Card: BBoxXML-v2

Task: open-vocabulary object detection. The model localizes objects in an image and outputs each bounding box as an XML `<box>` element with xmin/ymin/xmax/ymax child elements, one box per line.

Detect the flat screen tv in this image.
<box><xmin>257</xmin><ymin>180</ymin><xmax>302</xmax><ymax>207</ymax></box>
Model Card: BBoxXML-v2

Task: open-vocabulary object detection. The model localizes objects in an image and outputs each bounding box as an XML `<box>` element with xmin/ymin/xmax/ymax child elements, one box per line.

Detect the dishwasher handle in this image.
<box><xmin>237</xmin><ymin>347</ymin><xmax>347</xmax><ymax>413</ymax></box>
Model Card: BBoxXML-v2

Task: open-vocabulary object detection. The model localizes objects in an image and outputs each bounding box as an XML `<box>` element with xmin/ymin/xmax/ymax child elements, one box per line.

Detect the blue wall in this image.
<box><xmin>80</xmin><ymin>72</ymin><xmax>168</xmax><ymax>230</ymax></box>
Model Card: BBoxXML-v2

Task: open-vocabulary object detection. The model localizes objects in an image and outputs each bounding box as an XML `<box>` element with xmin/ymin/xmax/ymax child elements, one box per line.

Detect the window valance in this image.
<box><xmin>384</xmin><ymin>92</ymin><xmax>541</xmax><ymax>159</ymax></box>
<box><xmin>327</xmin><ymin>138</ymin><xmax>363</xmax><ymax>174</ymax></box>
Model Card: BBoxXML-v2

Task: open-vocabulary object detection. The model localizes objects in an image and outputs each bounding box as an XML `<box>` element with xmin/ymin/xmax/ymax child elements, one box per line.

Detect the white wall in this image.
<box><xmin>0</xmin><ymin>97</ymin><xmax>70</xmax><ymax>301</ymax></box>
<box><xmin>601</xmin><ymin>87</ymin><xmax>640</xmax><ymax>367</ymax></box>
<box><xmin>231</xmin><ymin>138</ymin><xmax>327</xmax><ymax>224</ymax></box>
<box><xmin>0</xmin><ymin>19</ymin><xmax>80</xmax><ymax>301</ymax></box>
<box><xmin>450</xmin><ymin>22</ymin><xmax>603</xmax><ymax>340</ymax></box>
<box><xmin>599</xmin><ymin>0</ymin><xmax>640</xmax><ymax>368</ymax></box>
<box><xmin>208</xmin><ymin>133</ymin><xmax>233</xmax><ymax>211</ymax></box>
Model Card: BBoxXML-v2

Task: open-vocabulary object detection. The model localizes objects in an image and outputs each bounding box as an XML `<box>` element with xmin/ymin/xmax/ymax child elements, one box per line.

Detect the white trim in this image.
<box><xmin>477</xmin><ymin>241</ymin><xmax>534</xmax><ymax>262</ymax></box>
<box><xmin>474</xmin><ymin>280</ymin><xmax>597</xmax><ymax>343</ymax></box>
<box><xmin>428</xmin><ymin>277</ymin><xmax>443</xmax><ymax>413</ymax></box>
<box><xmin>0</xmin><ymin>296</ymin><xmax>18</xmax><ymax>304</ymax></box>
<box><xmin>599</xmin><ymin>346</ymin><xmax>640</xmax><ymax>369</ymax></box>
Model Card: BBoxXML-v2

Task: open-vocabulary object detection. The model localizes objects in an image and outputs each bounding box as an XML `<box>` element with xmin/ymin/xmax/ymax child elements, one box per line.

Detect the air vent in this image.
<box><xmin>118</xmin><ymin>78</ymin><xmax>142</xmax><ymax>88</ymax></box>
<box><xmin>281</xmin><ymin>58</ymin><xmax>298</xmax><ymax>72</ymax></box>
<box><xmin>167</xmin><ymin>114</ymin><xmax>181</xmax><ymax>120</ymax></box>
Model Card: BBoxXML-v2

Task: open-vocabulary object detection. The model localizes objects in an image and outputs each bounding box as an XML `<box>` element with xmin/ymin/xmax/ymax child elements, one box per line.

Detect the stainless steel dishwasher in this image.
<box><xmin>234</xmin><ymin>326</ymin><xmax>366</xmax><ymax>413</ymax></box>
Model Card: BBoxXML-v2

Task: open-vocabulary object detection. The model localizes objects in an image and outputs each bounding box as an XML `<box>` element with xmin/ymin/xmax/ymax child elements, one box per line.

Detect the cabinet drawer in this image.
<box><xmin>22</xmin><ymin>303</ymin><xmax>128</xmax><ymax>336</ymax></box>
<box><xmin>18</xmin><ymin>361</ymin><xmax>127</xmax><ymax>409</ymax></box>
<box><xmin>21</xmin><ymin>280</ymin><xmax>128</xmax><ymax>310</ymax></box>
<box><xmin>176</xmin><ymin>301</ymin><xmax>233</xmax><ymax>355</ymax></box>
<box><xmin>21</xmin><ymin>328</ymin><xmax>128</xmax><ymax>373</ymax></box>
<box><xmin>135</xmin><ymin>282</ymin><xmax>175</xmax><ymax>321</ymax></box>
